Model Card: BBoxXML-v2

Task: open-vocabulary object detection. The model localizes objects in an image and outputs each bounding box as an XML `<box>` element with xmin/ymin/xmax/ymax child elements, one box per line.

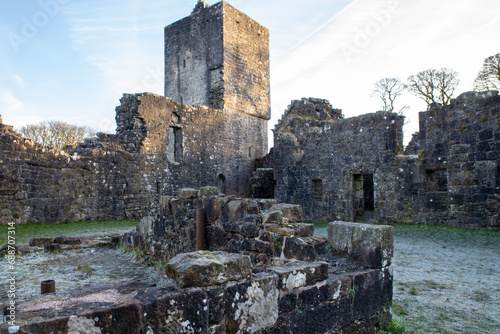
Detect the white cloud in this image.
<box><xmin>0</xmin><ymin>90</ymin><xmax>43</xmax><ymax>127</ymax></box>
<box><xmin>269</xmin><ymin>0</ymin><xmax>500</xmax><ymax>145</ymax></box>
<box><xmin>12</xmin><ymin>74</ymin><xmax>24</xmax><ymax>86</ymax></box>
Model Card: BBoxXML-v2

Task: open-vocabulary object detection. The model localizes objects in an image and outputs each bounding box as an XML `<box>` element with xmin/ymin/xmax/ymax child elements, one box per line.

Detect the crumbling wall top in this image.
<box><xmin>274</xmin><ymin>98</ymin><xmax>343</xmax><ymax>133</ymax></box>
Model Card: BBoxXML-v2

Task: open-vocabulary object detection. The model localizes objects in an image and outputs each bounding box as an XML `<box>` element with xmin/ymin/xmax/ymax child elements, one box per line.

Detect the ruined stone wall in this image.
<box><xmin>274</xmin><ymin>98</ymin><xmax>404</xmax><ymax>222</ymax></box>
<box><xmin>405</xmin><ymin>92</ymin><xmax>500</xmax><ymax>228</ymax></box>
<box><xmin>117</xmin><ymin>92</ymin><xmax>267</xmax><ymax>197</ymax></box>
<box><xmin>118</xmin><ymin>187</ymin><xmax>394</xmax><ymax>334</ymax></box>
<box><xmin>273</xmin><ymin>93</ymin><xmax>500</xmax><ymax>228</ymax></box>
<box><xmin>0</xmin><ymin>122</ymin><xmax>151</xmax><ymax>224</ymax></box>
<box><xmin>0</xmin><ymin>90</ymin><xmax>268</xmax><ymax>224</ymax></box>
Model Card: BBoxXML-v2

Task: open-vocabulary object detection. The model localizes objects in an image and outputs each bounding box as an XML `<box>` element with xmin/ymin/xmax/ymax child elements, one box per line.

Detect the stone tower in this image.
<box><xmin>164</xmin><ymin>1</ymin><xmax>270</xmax><ymax>120</ymax></box>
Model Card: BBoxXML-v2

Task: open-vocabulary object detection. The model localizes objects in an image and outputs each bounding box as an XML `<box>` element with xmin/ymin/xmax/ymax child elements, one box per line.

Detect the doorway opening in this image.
<box><xmin>353</xmin><ymin>173</ymin><xmax>374</xmax><ymax>221</ymax></box>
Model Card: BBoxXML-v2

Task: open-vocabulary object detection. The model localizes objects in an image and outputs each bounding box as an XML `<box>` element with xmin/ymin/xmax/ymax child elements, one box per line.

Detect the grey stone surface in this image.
<box><xmin>273</xmin><ymin>94</ymin><xmax>500</xmax><ymax>229</ymax></box>
<box><xmin>177</xmin><ymin>188</ymin><xmax>198</xmax><ymax>199</ymax></box>
<box><xmin>198</xmin><ymin>186</ymin><xmax>219</xmax><ymax>197</ymax></box>
<box><xmin>139</xmin><ymin>216</ymin><xmax>154</xmax><ymax>235</ymax></box>
<box><xmin>165</xmin><ymin>251</ymin><xmax>253</xmax><ymax>288</ymax></box>
<box><xmin>269</xmin><ymin>261</ymin><xmax>328</xmax><ymax>291</ymax></box>
<box><xmin>328</xmin><ymin>221</ymin><xmax>394</xmax><ymax>268</ymax></box>
<box><xmin>268</xmin><ymin>203</ymin><xmax>303</xmax><ymax>222</ymax></box>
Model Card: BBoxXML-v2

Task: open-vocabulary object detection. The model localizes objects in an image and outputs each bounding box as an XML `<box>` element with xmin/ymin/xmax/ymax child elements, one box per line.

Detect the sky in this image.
<box><xmin>1</xmin><ymin>0</ymin><xmax>499</xmax><ymax>147</ymax></box>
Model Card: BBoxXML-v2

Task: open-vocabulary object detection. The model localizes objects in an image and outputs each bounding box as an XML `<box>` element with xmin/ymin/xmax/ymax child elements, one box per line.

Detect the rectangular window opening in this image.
<box><xmin>167</xmin><ymin>127</ymin><xmax>183</xmax><ymax>163</ymax></box>
<box><xmin>426</xmin><ymin>169</ymin><xmax>447</xmax><ymax>192</ymax></box>
<box><xmin>249</xmin><ymin>147</ymin><xmax>252</xmax><ymax>158</ymax></box>
<box><xmin>312</xmin><ymin>179</ymin><xmax>323</xmax><ymax>206</ymax></box>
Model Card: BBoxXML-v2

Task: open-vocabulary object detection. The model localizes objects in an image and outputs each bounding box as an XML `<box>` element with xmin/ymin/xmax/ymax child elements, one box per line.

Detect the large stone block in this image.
<box><xmin>283</xmin><ymin>237</ymin><xmax>315</xmax><ymax>261</ymax></box>
<box><xmin>198</xmin><ymin>186</ymin><xmax>219</xmax><ymax>197</ymax></box>
<box><xmin>269</xmin><ymin>203</ymin><xmax>303</xmax><ymax>222</ymax></box>
<box><xmin>328</xmin><ymin>221</ymin><xmax>394</xmax><ymax>268</ymax></box>
<box><xmin>177</xmin><ymin>188</ymin><xmax>199</xmax><ymax>199</ymax></box>
<box><xmin>346</xmin><ymin>267</ymin><xmax>393</xmax><ymax>319</ymax></box>
<box><xmin>165</xmin><ymin>251</ymin><xmax>252</xmax><ymax>288</ymax></box>
<box><xmin>269</xmin><ymin>261</ymin><xmax>328</xmax><ymax>291</ymax></box>
<box><xmin>224</xmin><ymin>273</ymin><xmax>279</xmax><ymax>334</ymax></box>
<box><xmin>139</xmin><ymin>216</ymin><xmax>154</xmax><ymax>235</ymax></box>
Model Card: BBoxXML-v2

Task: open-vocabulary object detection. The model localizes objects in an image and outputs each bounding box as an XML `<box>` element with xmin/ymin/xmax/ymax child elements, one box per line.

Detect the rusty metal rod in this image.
<box><xmin>41</xmin><ymin>280</ymin><xmax>56</xmax><ymax>294</ymax></box>
<box><xmin>196</xmin><ymin>208</ymin><xmax>206</xmax><ymax>251</ymax></box>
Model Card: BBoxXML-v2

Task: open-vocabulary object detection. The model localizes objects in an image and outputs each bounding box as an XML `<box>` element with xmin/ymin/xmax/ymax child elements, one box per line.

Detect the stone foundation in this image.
<box><xmin>1</xmin><ymin>188</ymin><xmax>394</xmax><ymax>334</ymax></box>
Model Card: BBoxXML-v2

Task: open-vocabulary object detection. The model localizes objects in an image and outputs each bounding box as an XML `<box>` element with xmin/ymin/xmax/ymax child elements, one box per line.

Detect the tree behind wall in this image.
<box><xmin>473</xmin><ymin>53</ymin><xmax>500</xmax><ymax>92</ymax></box>
<box><xmin>19</xmin><ymin>121</ymin><xmax>96</xmax><ymax>150</ymax></box>
<box><xmin>370</xmin><ymin>78</ymin><xmax>408</xmax><ymax>115</ymax></box>
<box><xmin>407</xmin><ymin>68</ymin><xmax>460</xmax><ymax>109</ymax></box>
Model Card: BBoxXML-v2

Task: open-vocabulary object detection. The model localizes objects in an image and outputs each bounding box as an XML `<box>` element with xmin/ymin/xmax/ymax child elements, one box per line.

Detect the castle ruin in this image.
<box><xmin>0</xmin><ymin>2</ymin><xmax>498</xmax><ymax>227</ymax></box>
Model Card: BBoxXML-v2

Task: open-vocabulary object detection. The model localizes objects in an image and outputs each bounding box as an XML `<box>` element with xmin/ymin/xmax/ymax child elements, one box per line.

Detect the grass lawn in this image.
<box><xmin>0</xmin><ymin>220</ymin><xmax>139</xmax><ymax>245</ymax></box>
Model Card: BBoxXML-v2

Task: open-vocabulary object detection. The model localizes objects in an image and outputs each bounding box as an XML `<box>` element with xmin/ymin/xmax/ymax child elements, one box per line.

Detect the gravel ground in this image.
<box><xmin>0</xmin><ymin>247</ymin><xmax>174</xmax><ymax>305</ymax></box>
<box><xmin>316</xmin><ymin>224</ymin><xmax>500</xmax><ymax>334</ymax></box>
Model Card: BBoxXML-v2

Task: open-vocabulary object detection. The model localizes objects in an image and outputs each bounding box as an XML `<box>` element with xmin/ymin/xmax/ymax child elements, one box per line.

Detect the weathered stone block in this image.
<box><xmin>44</xmin><ymin>244</ymin><xmax>62</xmax><ymax>252</ymax></box>
<box><xmin>294</xmin><ymin>223</ymin><xmax>314</xmax><ymax>237</ymax></box>
<box><xmin>257</xmin><ymin>199</ymin><xmax>278</xmax><ymax>211</ymax></box>
<box><xmin>290</xmin><ymin>296</ymin><xmax>353</xmax><ymax>334</ymax></box>
<box><xmin>204</xmin><ymin>197</ymin><xmax>224</xmax><ymax>224</ymax></box>
<box><xmin>297</xmin><ymin>286</ymin><xmax>320</xmax><ymax>308</ymax></box>
<box><xmin>199</xmin><ymin>186</ymin><xmax>219</xmax><ymax>197</ymax></box>
<box><xmin>224</xmin><ymin>272</ymin><xmax>279</xmax><ymax>334</ymax></box>
<box><xmin>327</xmin><ymin>274</ymin><xmax>352</xmax><ymax>301</ymax></box>
<box><xmin>139</xmin><ymin>216</ymin><xmax>154</xmax><ymax>235</ymax></box>
<box><xmin>269</xmin><ymin>203</ymin><xmax>303</xmax><ymax>222</ymax></box>
<box><xmin>328</xmin><ymin>221</ymin><xmax>394</xmax><ymax>268</ymax></box>
<box><xmin>347</xmin><ymin>267</ymin><xmax>393</xmax><ymax>320</ymax></box>
<box><xmin>222</xmin><ymin>200</ymin><xmax>244</xmax><ymax>223</ymax></box>
<box><xmin>177</xmin><ymin>188</ymin><xmax>199</xmax><ymax>199</ymax></box>
<box><xmin>159</xmin><ymin>196</ymin><xmax>172</xmax><ymax>216</ymax></box>
<box><xmin>53</xmin><ymin>236</ymin><xmax>81</xmax><ymax>245</ymax></box>
<box><xmin>29</xmin><ymin>238</ymin><xmax>54</xmax><ymax>247</ymax></box>
<box><xmin>283</xmin><ymin>237</ymin><xmax>315</xmax><ymax>261</ymax></box>
<box><xmin>269</xmin><ymin>261</ymin><xmax>328</xmax><ymax>291</ymax></box>
<box><xmin>142</xmin><ymin>288</ymin><xmax>209</xmax><ymax>334</ymax></box>
<box><xmin>263</xmin><ymin>210</ymin><xmax>283</xmax><ymax>224</ymax></box>
<box><xmin>165</xmin><ymin>251</ymin><xmax>252</xmax><ymax>288</ymax></box>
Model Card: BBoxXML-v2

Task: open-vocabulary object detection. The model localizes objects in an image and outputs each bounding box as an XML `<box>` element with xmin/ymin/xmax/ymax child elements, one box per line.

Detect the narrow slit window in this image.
<box><xmin>249</xmin><ymin>147</ymin><xmax>252</xmax><ymax>158</ymax></box>
<box><xmin>167</xmin><ymin>127</ymin><xmax>183</xmax><ymax>163</ymax></box>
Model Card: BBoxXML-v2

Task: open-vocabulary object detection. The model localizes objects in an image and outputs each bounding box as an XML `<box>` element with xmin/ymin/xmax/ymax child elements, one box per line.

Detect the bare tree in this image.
<box><xmin>370</xmin><ymin>78</ymin><xmax>408</xmax><ymax>114</ymax></box>
<box><xmin>19</xmin><ymin>121</ymin><xmax>96</xmax><ymax>150</ymax></box>
<box><xmin>407</xmin><ymin>68</ymin><xmax>460</xmax><ymax>109</ymax></box>
<box><xmin>473</xmin><ymin>53</ymin><xmax>500</xmax><ymax>91</ymax></box>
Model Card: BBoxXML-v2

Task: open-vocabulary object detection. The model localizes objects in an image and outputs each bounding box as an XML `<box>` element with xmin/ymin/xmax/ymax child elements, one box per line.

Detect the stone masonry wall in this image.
<box><xmin>0</xmin><ymin>90</ymin><xmax>268</xmax><ymax>224</ymax></box>
<box><xmin>164</xmin><ymin>1</ymin><xmax>224</xmax><ymax>108</ymax></box>
<box><xmin>0</xmin><ymin>121</ymin><xmax>151</xmax><ymax>224</ymax></box>
<box><xmin>117</xmin><ymin>187</ymin><xmax>394</xmax><ymax>334</ymax></box>
<box><xmin>274</xmin><ymin>98</ymin><xmax>404</xmax><ymax>223</ymax></box>
<box><xmin>404</xmin><ymin>91</ymin><xmax>500</xmax><ymax>228</ymax></box>
<box><xmin>164</xmin><ymin>1</ymin><xmax>271</xmax><ymax>121</ymax></box>
<box><xmin>273</xmin><ymin>92</ymin><xmax>500</xmax><ymax>228</ymax></box>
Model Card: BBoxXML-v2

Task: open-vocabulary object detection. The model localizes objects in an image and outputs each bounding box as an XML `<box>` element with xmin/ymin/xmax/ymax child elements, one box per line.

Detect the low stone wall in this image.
<box><xmin>1</xmin><ymin>188</ymin><xmax>394</xmax><ymax>334</ymax></box>
<box><xmin>2</xmin><ymin>265</ymin><xmax>391</xmax><ymax>334</ymax></box>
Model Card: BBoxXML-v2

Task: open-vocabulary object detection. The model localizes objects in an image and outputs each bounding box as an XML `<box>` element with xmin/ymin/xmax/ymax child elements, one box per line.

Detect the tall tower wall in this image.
<box><xmin>164</xmin><ymin>1</ymin><xmax>270</xmax><ymax>120</ymax></box>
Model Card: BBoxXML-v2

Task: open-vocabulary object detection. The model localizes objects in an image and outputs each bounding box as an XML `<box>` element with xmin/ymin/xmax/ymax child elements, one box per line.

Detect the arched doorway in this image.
<box><xmin>216</xmin><ymin>174</ymin><xmax>226</xmax><ymax>195</ymax></box>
